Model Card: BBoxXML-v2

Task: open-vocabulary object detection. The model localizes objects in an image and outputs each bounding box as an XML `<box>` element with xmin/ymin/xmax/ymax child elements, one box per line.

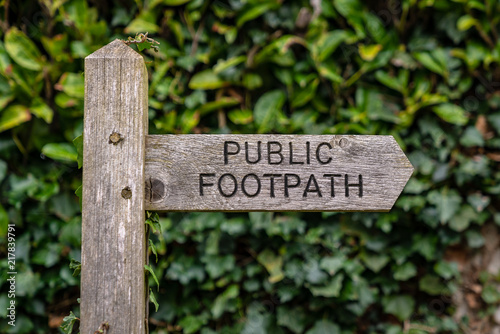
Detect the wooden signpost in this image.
<box><xmin>81</xmin><ymin>40</ymin><xmax>413</xmax><ymax>333</ymax></box>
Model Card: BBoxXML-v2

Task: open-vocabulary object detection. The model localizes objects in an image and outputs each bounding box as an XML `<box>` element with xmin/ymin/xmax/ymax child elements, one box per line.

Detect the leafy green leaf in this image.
<box><xmin>313</xmin><ymin>30</ymin><xmax>348</xmax><ymax>62</ymax></box>
<box><xmin>5</xmin><ymin>27</ymin><xmax>43</xmax><ymax>71</ymax></box>
<box><xmin>414</xmin><ymin>52</ymin><xmax>446</xmax><ymax>76</ymax></box>
<box><xmin>58</xmin><ymin>72</ymin><xmax>85</xmax><ymax>98</ymax></box>
<box><xmin>30</xmin><ymin>100</ymin><xmax>53</xmax><ymax>124</ymax></box>
<box><xmin>433</xmin><ymin>103</ymin><xmax>468</xmax><ymax>125</ymax></box>
<box><xmin>228</xmin><ymin>109</ymin><xmax>253</xmax><ymax>125</ymax></box>
<box><xmin>214</xmin><ymin>55</ymin><xmax>246</xmax><ymax>74</ymax></box>
<box><xmin>253</xmin><ymin>90</ymin><xmax>285</xmax><ymax>133</ymax></box>
<box><xmin>237</xmin><ymin>2</ymin><xmax>277</xmax><ymax>27</ymax></box>
<box><xmin>199</xmin><ymin>97</ymin><xmax>240</xmax><ymax>115</ymax></box>
<box><xmin>189</xmin><ymin>69</ymin><xmax>226</xmax><ymax>90</ymax></box>
<box><xmin>0</xmin><ymin>105</ymin><xmax>31</xmax><ymax>133</ymax></box>
<box><xmin>359</xmin><ymin>44</ymin><xmax>382</xmax><ymax>61</ymax></box>
<box><xmin>73</xmin><ymin>135</ymin><xmax>83</xmax><ymax>169</ymax></box>
<box><xmin>164</xmin><ymin>0</ymin><xmax>192</xmax><ymax>6</ymax></box>
<box><xmin>41</xmin><ymin>143</ymin><xmax>78</xmax><ymax>162</ymax></box>
<box><xmin>457</xmin><ymin>15</ymin><xmax>478</xmax><ymax>31</ymax></box>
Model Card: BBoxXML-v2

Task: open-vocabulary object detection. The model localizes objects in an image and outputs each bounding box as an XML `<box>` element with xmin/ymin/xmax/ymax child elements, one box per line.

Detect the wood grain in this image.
<box><xmin>145</xmin><ymin>135</ymin><xmax>413</xmax><ymax>212</ymax></box>
<box><xmin>82</xmin><ymin>40</ymin><xmax>148</xmax><ymax>334</ymax></box>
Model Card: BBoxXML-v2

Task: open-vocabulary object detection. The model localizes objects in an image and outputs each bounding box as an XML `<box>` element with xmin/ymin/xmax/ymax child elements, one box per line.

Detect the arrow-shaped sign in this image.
<box><xmin>144</xmin><ymin>135</ymin><xmax>413</xmax><ymax>212</ymax></box>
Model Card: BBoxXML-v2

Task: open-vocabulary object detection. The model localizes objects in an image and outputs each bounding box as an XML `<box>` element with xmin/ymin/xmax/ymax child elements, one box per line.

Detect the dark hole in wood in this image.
<box><xmin>145</xmin><ymin>177</ymin><xmax>165</xmax><ymax>202</ymax></box>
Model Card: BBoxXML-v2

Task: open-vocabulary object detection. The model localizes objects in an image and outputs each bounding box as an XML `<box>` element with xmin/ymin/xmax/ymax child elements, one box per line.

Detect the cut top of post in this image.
<box><xmin>86</xmin><ymin>39</ymin><xmax>144</xmax><ymax>60</ymax></box>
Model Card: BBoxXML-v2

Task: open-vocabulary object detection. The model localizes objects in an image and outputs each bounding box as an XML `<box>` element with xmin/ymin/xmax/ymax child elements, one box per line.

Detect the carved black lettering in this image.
<box><xmin>306</xmin><ymin>141</ymin><xmax>311</xmax><ymax>164</ymax></box>
<box><xmin>245</xmin><ymin>141</ymin><xmax>261</xmax><ymax>164</ymax></box>
<box><xmin>241</xmin><ymin>174</ymin><xmax>261</xmax><ymax>197</ymax></box>
<box><xmin>224</xmin><ymin>141</ymin><xmax>240</xmax><ymax>165</ymax></box>
<box><xmin>284</xmin><ymin>174</ymin><xmax>301</xmax><ymax>197</ymax></box>
<box><xmin>289</xmin><ymin>142</ymin><xmax>304</xmax><ymax>165</ymax></box>
<box><xmin>323</xmin><ymin>174</ymin><xmax>341</xmax><ymax>197</ymax></box>
<box><xmin>267</xmin><ymin>141</ymin><xmax>283</xmax><ymax>165</ymax></box>
<box><xmin>263</xmin><ymin>174</ymin><xmax>282</xmax><ymax>198</ymax></box>
<box><xmin>316</xmin><ymin>142</ymin><xmax>332</xmax><ymax>164</ymax></box>
<box><xmin>303</xmin><ymin>174</ymin><xmax>322</xmax><ymax>197</ymax></box>
<box><xmin>218</xmin><ymin>173</ymin><xmax>238</xmax><ymax>197</ymax></box>
<box><xmin>199</xmin><ymin>173</ymin><xmax>215</xmax><ymax>196</ymax></box>
<box><xmin>345</xmin><ymin>174</ymin><xmax>363</xmax><ymax>197</ymax></box>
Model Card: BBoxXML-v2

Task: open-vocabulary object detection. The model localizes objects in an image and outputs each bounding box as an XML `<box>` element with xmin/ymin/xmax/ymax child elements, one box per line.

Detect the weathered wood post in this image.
<box><xmin>81</xmin><ymin>40</ymin><xmax>148</xmax><ymax>333</ymax></box>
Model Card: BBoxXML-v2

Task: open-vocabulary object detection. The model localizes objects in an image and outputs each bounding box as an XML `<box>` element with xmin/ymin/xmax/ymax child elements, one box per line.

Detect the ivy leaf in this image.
<box><xmin>428</xmin><ymin>189</ymin><xmax>462</xmax><ymax>224</ymax></box>
<box><xmin>306</xmin><ymin>320</ymin><xmax>340</xmax><ymax>334</ymax></box>
<box><xmin>149</xmin><ymin>289</ymin><xmax>159</xmax><ymax>312</ymax></box>
<box><xmin>382</xmin><ymin>295</ymin><xmax>415</xmax><ymax>321</ymax></box>
<box><xmin>361</xmin><ymin>252</ymin><xmax>390</xmax><ymax>273</ymax></box>
<box><xmin>393</xmin><ymin>262</ymin><xmax>417</xmax><ymax>281</ymax></box>
<box><xmin>75</xmin><ymin>185</ymin><xmax>83</xmax><ymax>209</ymax></box>
<box><xmin>69</xmin><ymin>258</ymin><xmax>81</xmax><ymax>277</ymax></box>
<box><xmin>145</xmin><ymin>264</ymin><xmax>160</xmax><ymax>291</ymax></box>
<box><xmin>419</xmin><ymin>274</ymin><xmax>448</xmax><ymax>295</ymax></box>
<box><xmin>145</xmin><ymin>211</ymin><xmax>161</xmax><ymax>234</ymax></box>
<box><xmin>212</xmin><ymin>284</ymin><xmax>239</xmax><ymax>319</ymax></box>
<box><xmin>257</xmin><ymin>249</ymin><xmax>284</xmax><ymax>283</ymax></box>
<box><xmin>60</xmin><ymin>311</ymin><xmax>79</xmax><ymax>334</ymax></box>
<box><xmin>179</xmin><ymin>315</ymin><xmax>206</xmax><ymax>334</ymax></box>
<box><xmin>309</xmin><ymin>274</ymin><xmax>344</xmax><ymax>297</ymax></box>
<box><xmin>149</xmin><ymin>239</ymin><xmax>158</xmax><ymax>263</ymax></box>
<box><xmin>277</xmin><ymin>306</ymin><xmax>307</xmax><ymax>334</ymax></box>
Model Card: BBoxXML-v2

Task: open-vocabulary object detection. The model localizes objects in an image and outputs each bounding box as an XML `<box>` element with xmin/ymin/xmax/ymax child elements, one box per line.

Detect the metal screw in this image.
<box><xmin>121</xmin><ymin>187</ymin><xmax>132</xmax><ymax>199</ymax></box>
<box><xmin>109</xmin><ymin>132</ymin><xmax>123</xmax><ymax>145</ymax></box>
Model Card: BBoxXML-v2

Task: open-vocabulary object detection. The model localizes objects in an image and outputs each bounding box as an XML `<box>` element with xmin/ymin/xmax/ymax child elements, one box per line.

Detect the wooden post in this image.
<box><xmin>81</xmin><ymin>40</ymin><xmax>148</xmax><ymax>334</ymax></box>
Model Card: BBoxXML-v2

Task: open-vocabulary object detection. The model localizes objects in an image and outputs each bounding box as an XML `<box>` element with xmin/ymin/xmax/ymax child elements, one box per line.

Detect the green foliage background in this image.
<box><xmin>1</xmin><ymin>0</ymin><xmax>500</xmax><ymax>333</ymax></box>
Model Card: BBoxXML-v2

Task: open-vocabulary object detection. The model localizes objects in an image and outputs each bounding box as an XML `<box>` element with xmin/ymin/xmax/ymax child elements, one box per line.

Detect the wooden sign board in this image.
<box><xmin>145</xmin><ymin>134</ymin><xmax>413</xmax><ymax>212</ymax></box>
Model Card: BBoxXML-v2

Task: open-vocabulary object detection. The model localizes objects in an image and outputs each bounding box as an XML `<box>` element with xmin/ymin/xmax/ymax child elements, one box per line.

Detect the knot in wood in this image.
<box><xmin>339</xmin><ymin>138</ymin><xmax>349</xmax><ymax>148</ymax></box>
<box><xmin>121</xmin><ymin>186</ymin><xmax>132</xmax><ymax>199</ymax></box>
<box><xmin>109</xmin><ymin>132</ymin><xmax>123</xmax><ymax>145</ymax></box>
<box><xmin>145</xmin><ymin>178</ymin><xmax>166</xmax><ymax>203</ymax></box>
